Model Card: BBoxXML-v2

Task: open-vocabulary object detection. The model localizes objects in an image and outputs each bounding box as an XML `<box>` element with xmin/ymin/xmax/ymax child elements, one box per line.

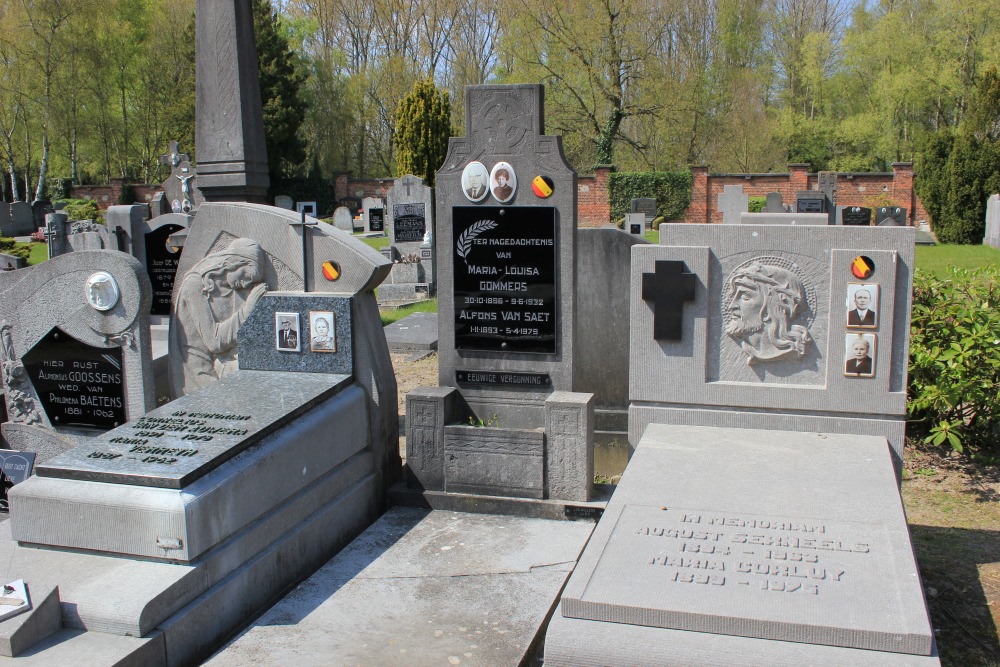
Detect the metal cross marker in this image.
<box><xmin>641</xmin><ymin>260</ymin><xmax>697</xmax><ymax>341</ymax></box>
<box><xmin>290</xmin><ymin>210</ymin><xmax>318</xmax><ymax>292</ymax></box>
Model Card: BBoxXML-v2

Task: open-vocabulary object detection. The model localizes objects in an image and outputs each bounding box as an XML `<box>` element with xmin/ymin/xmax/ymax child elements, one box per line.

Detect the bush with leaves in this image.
<box><xmin>60</xmin><ymin>199</ymin><xmax>102</xmax><ymax>224</ymax></box>
<box><xmin>607</xmin><ymin>171</ymin><xmax>692</xmax><ymax>222</ymax></box>
<box><xmin>908</xmin><ymin>267</ymin><xmax>1000</xmax><ymax>457</ymax></box>
<box><xmin>0</xmin><ymin>237</ymin><xmax>30</xmax><ymax>260</ymax></box>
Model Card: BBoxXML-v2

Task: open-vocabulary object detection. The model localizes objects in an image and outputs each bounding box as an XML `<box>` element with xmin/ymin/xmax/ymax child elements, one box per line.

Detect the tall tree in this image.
<box><xmin>393</xmin><ymin>77</ymin><xmax>450</xmax><ymax>186</ymax></box>
<box><xmin>253</xmin><ymin>0</ymin><xmax>308</xmax><ymax>179</ymax></box>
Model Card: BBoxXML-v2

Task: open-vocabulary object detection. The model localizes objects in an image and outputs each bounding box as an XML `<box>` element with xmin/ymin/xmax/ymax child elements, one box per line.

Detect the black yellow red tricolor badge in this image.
<box><xmin>851</xmin><ymin>255</ymin><xmax>874</xmax><ymax>279</ymax></box>
<box><xmin>322</xmin><ymin>261</ymin><xmax>340</xmax><ymax>281</ymax></box>
<box><xmin>531</xmin><ymin>175</ymin><xmax>554</xmax><ymax>198</ymax></box>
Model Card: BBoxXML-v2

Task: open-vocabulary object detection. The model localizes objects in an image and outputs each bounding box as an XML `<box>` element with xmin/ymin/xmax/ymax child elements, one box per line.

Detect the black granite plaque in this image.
<box><xmin>145</xmin><ymin>223</ymin><xmax>185</xmax><ymax>315</ymax></box>
<box><xmin>0</xmin><ymin>450</ymin><xmax>35</xmax><ymax>512</ymax></box>
<box><xmin>369</xmin><ymin>208</ymin><xmax>384</xmax><ymax>232</ymax></box>
<box><xmin>796</xmin><ymin>195</ymin><xmax>827</xmax><ymax>213</ymax></box>
<box><xmin>393</xmin><ymin>203</ymin><xmax>426</xmax><ymax>242</ymax></box>
<box><xmin>453</xmin><ymin>206</ymin><xmax>557</xmax><ymax>354</ymax></box>
<box><xmin>842</xmin><ymin>206</ymin><xmax>872</xmax><ymax>226</ymax></box>
<box><xmin>876</xmin><ymin>206</ymin><xmax>907</xmax><ymax>226</ymax></box>
<box><xmin>631</xmin><ymin>198</ymin><xmax>657</xmax><ymax>221</ymax></box>
<box><xmin>22</xmin><ymin>328</ymin><xmax>126</xmax><ymax>430</ymax></box>
<box><xmin>456</xmin><ymin>370</ymin><xmax>552</xmax><ymax>388</ymax></box>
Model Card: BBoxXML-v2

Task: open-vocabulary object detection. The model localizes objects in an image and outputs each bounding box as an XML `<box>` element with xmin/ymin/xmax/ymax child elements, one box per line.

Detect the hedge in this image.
<box><xmin>608</xmin><ymin>171</ymin><xmax>692</xmax><ymax>222</ymax></box>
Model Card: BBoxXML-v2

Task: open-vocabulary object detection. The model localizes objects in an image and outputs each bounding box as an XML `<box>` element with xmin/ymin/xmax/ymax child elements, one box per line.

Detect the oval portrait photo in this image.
<box><xmin>461</xmin><ymin>162</ymin><xmax>490</xmax><ymax>202</ymax></box>
<box><xmin>490</xmin><ymin>161</ymin><xmax>517</xmax><ymax>203</ymax></box>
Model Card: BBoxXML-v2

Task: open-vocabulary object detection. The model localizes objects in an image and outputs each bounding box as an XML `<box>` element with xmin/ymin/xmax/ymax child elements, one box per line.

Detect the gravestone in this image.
<box><xmin>158</xmin><ymin>141</ymin><xmax>204</xmax><ymax>215</ymax></box>
<box><xmin>402</xmin><ymin>84</ymin><xmax>594</xmax><ymax>505</ymax></box>
<box><xmin>367</xmin><ymin>207</ymin><xmax>385</xmax><ymax>234</ymax></box>
<box><xmin>841</xmin><ymin>206</ymin><xmax>873</xmax><ymax>226</ymax></box>
<box><xmin>381</xmin><ymin>174</ymin><xmax>435</xmax><ymax>300</ymax></box>
<box><xmin>630</xmin><ymin>198</ymin><xmax>657</xmax><ymax>224</ymax></box>
<box><xmin>717</xmin><ymin>185</ymin><xmax>749</xmax><ymax>224</ymax></box>
<box><xmin>0</xmin><ymin>249</ymin><xmax>155</xmax><ymax>457</ymax></box>
<box><xmin>10</xmin><ymin>203</ymin><xmax>33</xmax><ymax>236</ymax></box>
<box><xmin>274</xmin><ymin>194</ymin><xmax>294</xmax><ymax>210</ymax></box>
<box><xmin>0</xmin><ymin>204</ymin><xmax>14</xmax><ymax>237</ymax></box>
<box><xmin>0</xmin><ymin>450</ymin><xmax>34</xmax><ymax>511</ymax></box>
<box><xmin>362</xmin><ymin>197</ymin><xmax>385</xmax><ymax>234</ymax></box>
<box><xmin>877</xmin><ymin>206</ymin><xmax>907</xmax><ymax>226</ymax></box>
<box><xmin>106</xmin><ymin>205</ymin><xmax>190</xmax><ymax>316</ymax></box>
<box><xmin>0</xmin><ymin>254</ymin><xmax>25</xmax><ymax>271</ymax></box>
<box><xmin>763</xmin><ymin>192</ymin><xmax>785</xmax><ymax>213</ymax></box>
<box><xmin>297</xmin><ymin>201</ymin><xmax>317</xmax><ymax>217</ymax></box>
<box><xmin>796</xmin><ymin>190</ymin><xmax>827</xmax><ymax>213</ymax></box>
<box><xmin>626</xmin><ymin>212</ymin><xmax>645</xmax><ymax>235</ymax></box>
<box><xmin>818</xmin><ymin>171</ymin><xmax>838</xmax><ymax>224</ymax></box>
<box><xmin>545</xmin><ymin>223</ymin><xmax>936</xmax><ymax>666</ymax></box>
<box><xmin>44</xmin><ymin>213</ymin><xmax>113</xmax><ymax>258</ymax></box>
<box><xmin>984</xmin><ymin>194</ymin><xmax>1000</xmax><ymax>248</ymax></box>
<box><xmin>333</xmin><ymin>206</ymin><xmax>353</xmax><ymax>231</ymax></box>
<box><xmin>194</xmin><ymin>0</ymin><xmax>269</xmax><ymax>202</ymax></box>
<box><xmin>31</xmin><ymin>199</ymin><xmax>52</xmax><ymax>233</ymax></box>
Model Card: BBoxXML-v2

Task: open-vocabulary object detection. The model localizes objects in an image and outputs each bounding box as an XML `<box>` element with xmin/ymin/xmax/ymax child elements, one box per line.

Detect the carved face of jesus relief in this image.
<box><xmin>722</xmin><ymin>258</ymin><xmax>813</xmax><ymax>366</ymax></box>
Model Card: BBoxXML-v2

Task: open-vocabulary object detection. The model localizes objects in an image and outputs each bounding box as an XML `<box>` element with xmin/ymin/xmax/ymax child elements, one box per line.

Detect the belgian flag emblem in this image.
<box><xmin>531</xmin><ymin>175</ymin><xmax>554</xmax><ymax>198</ymax></box>
<box><xmin>851</xmin><ymin>256</ymin><xmax>874</xmax><ymax>279</ymax></box>
<box><xmin>322</xmin><ymin>261</ymin><xmax>340</xmax><ymax>281</ymax></box>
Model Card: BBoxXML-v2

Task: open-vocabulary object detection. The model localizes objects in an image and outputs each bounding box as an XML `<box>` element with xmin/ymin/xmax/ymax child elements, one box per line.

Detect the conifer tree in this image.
<box><xmin>393</xmin><ymin>78</ymin><xmax>451</xmax><ymax>187</ymax></box>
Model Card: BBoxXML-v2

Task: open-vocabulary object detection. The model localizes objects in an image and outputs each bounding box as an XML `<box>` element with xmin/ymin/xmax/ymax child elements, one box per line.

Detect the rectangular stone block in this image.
<box><xmin>545</xmin><ymin>392</ymin><xmax>594</xmax><ymax>501</ymax></box>
<box><xmin>560</xmin><ymin>424</ymin><xmax>934</xmax><ymax>656</ymax></box>
<box><xmin>444</xmin><ymin>425</ymin><xmax>545</xmax><ymax>499</ymax></box>
<box><xmin>406</xmin><ymin>386</ymin><xmax>460</xmax><ymax>491</ymax></box>
<box><xmin>739</xmin><ymin>212</ymin><xmax>829</xmax><ymax>225</ymax></box>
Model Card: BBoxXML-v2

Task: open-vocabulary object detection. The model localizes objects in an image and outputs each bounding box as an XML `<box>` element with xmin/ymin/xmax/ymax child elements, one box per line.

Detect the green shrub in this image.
<box><xmin>0</xmin><ymin>237</ymin><xmax>30</xmax><ymax>260</ymax></box>
<box><xmin>748</xmin><ymin>196</ymin><xmax>765</xmax><ymax>213</ymax></box>
<box><xmin>60</xmin><ymin>198</ymin><xmax>102</xmax><ymax>224</ymax></box>
<box><xmin>908</xmin><ymin>267</ymin><xmax>1000</xmax><ymax>457</ymax></box>
<box><xmin>608</xmin><ymin>171</ymin><xmax>692</xmax><ymax>222</ymax></box>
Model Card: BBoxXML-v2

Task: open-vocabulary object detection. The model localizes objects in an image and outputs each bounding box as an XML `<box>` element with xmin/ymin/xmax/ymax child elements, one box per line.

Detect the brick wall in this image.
<box><xmin>69</xmin><ymin>180</ymin><xmax>160</xmax><ymax>209</ymax></box>
<box><xmin>577</xmin><ymin>166</ymin><xmax>613</xmax><ymax>227</ymax></box>
<box><xmin>686</xmin><ymin>162</ymin><xmax>926</xmax><ymax>225</ymax></box>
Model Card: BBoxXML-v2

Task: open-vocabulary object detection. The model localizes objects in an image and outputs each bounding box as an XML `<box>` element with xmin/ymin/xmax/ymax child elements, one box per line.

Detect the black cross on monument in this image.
<box><xmin>641</xmin><ymin>260</ymin><xmax>697</xmax><ymax>341</ymax></box>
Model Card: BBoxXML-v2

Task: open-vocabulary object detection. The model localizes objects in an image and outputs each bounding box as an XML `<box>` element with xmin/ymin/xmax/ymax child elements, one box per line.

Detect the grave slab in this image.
<box><xmin>205</xmin><ymin>507</ymin><xmax>594</xmax><ymax>667</ymax></box>
<box><xmin>382</xmin><ymin>311</ymin><xmax>438</xmax><ymax>352</ymax></box>
<box><xmin>556</xmin><ymin>424</ymin><xmax>934</xmax><ymax>657</ymax></box>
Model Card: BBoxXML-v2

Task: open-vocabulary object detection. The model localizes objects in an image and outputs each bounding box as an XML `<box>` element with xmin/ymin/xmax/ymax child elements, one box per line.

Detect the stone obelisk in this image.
<box><xmin>195</xmin><ymin>0</ymin><xmax>270</xmax><ymax>202</ymax></box>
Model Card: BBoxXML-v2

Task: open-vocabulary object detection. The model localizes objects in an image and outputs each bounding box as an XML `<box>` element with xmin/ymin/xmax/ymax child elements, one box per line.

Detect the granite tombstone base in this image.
<box><xmin>545</xmin><ymin>424</ymin><xmax>939</xmax><ymax>666</ymax></box>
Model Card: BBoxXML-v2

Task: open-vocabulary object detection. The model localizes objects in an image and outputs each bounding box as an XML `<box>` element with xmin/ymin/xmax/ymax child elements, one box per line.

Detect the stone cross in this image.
<box><xmin>641</xmin><ymin>260</ymin><xmax>697</xmax><ymax>341</ymax></box>
<box><xmin>159</xmin><ymin>141</ymin><xmax>190</xmax><ymax>170</ymax></box>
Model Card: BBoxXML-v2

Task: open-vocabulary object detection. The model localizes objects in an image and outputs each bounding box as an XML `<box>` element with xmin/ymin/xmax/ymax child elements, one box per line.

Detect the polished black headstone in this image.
<box><xmin>369</xmin><ymin>208</ymin><xmax>384</xmax><ymax>232</ymax></box>
<box><xmin>22</xmin><ymin>328</ymin><xmax>126</xmax><ymax>430</ymax></box>
<box><xmin>393</xmin><ymin>203</ymin><xmax>426</xmax><ymax>242</ymax></box>
<box><xmin>641</xmin><ymin>260</ymin><xmax>697</xmax><ymax>341</ymax></box>
<box><xmin>842</xmin><ymin>206</ymin><xmax>873</xmax><ymax>226</ymax></box>
<box><xmin>145</xmin><ymin>223</ymin><xmax>185</xmax><ymax>315</ymax></box>
<box><xmin>452</xmin><ymin>206</ymin><xmax>557</xmax><ymax>354</ymax></box>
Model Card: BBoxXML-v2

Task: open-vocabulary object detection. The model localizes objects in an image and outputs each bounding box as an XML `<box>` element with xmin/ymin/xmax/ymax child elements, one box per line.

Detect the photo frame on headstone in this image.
<box><xmin>844</xmin><ymin>332</ymin><xmax>876</xmax><ymax>378</ymax></box>
<box><xmin>490</xmin><ymin>162</ymin><xmax>517</xmax><ymax>203</ymax></box>
<box><xmin>846</xmin><ymin>283</ymin><xmax>879</xmax><ymax>329</ymax></box>
<box><xmin>275</xmin><ymin>312</ymin><xmax>301</xmax><ymax>352</ymax></box>
<box><xmin>309</xmin><ymin>311</ymin><xmax>337</xmax><ymax>353</ymax></box>
<box><xmin>462</xmin><ymin>162</ymin><xmax>490</xmax><ymax>203</ymax></box>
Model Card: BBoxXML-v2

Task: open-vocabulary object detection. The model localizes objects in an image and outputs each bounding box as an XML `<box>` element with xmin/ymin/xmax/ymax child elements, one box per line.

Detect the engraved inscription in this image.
<box><xmin>632</xmin><ymin>509</ymin><xmax>871</xmax><ymax>596</ymax></box>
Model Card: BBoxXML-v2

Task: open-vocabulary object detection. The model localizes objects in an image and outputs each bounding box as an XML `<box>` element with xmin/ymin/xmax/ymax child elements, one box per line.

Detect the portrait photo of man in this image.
<box><xmin>275</xmin><ymin>312</ymin><xmax>300</xmax><ymax>352</ymax></box>
<box><xmin>310</xmin><ymin>311</ymin><xmax>337</xmax><ymax>352</ymax></box>
<box><xmin>847</xmin><ymin>284</ymin><xmax>879</xmax><ymax>328</ymax></box>
<box><xmin>462</xmin><ymin>161</ymin><xmax>489</xmax><ymax>202</ymax></box>
<box><xmin>490</xmin><ymin>161</ymin><xmax>517</xmax><ymax>203</ymax></box>
<box><xmin>844</xmin><ymin>333</ymin><xmax>876</xmax><ymax>377</ymax></box>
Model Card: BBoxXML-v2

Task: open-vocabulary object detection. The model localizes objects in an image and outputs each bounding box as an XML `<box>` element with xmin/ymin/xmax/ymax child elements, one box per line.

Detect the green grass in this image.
<box><xmin>358</xmin><ymin>235</ymin><xmax>388</xmax><ymax>252</ymax></box>
<box><xmin>915</xmin><ymin>244</ymin><xmax>1000</xmax><ymax>276</ymax></box>
<box><xmin>644</xmin><ymin>228</ymin><xmax>659</xmax><ymax>244</ymax></box>
<box><xmin>25</xmin><ymin>242</ymin><xmax>46</xmax><ymax>265</ymax></box>
<box><xmin>380</xmin><ymin>298</ymin><xmax>437</xmax><ymax>326</ymax></box>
